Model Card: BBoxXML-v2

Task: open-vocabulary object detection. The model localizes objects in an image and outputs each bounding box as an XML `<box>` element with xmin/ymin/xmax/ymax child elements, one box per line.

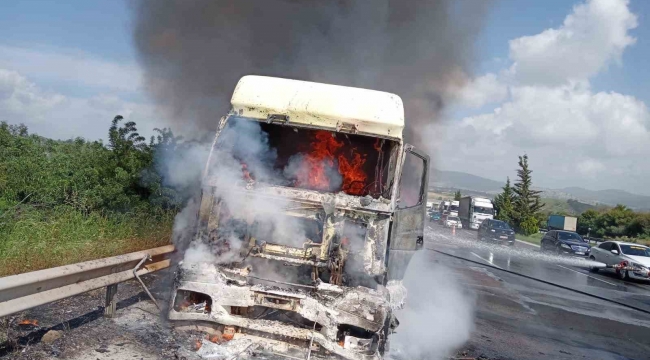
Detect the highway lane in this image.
<box><xmin>4</xmin><ymin>223</ymin><xmax>650</xmax><ymax>360</ymax></box>
<box><xmin>422</xmin><ymin>221</ymin><xmax>650</xmax><ymax>360</ymax></box>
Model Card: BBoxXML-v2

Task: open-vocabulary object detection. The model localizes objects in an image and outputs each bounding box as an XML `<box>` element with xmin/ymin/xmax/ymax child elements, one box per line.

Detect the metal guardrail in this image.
<box><xmin>0</xmin><ymin>245</ymin><xmax>174</xmax><ymax>318</ymax></box>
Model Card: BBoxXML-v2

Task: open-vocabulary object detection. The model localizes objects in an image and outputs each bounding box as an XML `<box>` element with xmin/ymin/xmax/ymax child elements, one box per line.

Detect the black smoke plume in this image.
<box><xmin>132</xmin><ymin>0</ymin><xmax>491</xmax><ymax>151</ymax></box>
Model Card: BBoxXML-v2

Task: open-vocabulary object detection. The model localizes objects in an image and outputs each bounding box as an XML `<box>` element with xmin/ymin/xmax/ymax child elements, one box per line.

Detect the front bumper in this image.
<box><xmin>169</xmin><ymin>263</ymin><xmax>395</xmax><ymax>360</ymax></box>
<box><xmin>484</xmin><ymin>235</ymin><xmax>515</xmax><ymax>245</ymax></box>
<box><xmin>445</xmin><ymin>223</ymin><xmax>461</xmax><ymax>228</ymax></box>
<box><xmin>558</xmin><ymin>247</ymin><xmax>590</xmax><ymax>257</ymax></box>
<box><xmin>628</xmin><ymin>270</ymin><xmax>650</xmax><ymax>281</ymax></box>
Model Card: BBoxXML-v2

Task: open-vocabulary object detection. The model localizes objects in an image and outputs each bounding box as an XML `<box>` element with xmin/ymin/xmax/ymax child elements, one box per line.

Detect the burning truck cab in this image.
<box><xmin>169</xmin><ymin>76</ymin><xmax>429</xmax><ymax>359</ymax></box>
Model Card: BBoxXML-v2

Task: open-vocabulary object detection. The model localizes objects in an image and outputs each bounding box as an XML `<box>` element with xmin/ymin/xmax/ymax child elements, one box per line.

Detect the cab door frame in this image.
<box><xmin>386</xmin><ymin>144</ymin><xmax>430</xmax><ymax>280</ymax></box>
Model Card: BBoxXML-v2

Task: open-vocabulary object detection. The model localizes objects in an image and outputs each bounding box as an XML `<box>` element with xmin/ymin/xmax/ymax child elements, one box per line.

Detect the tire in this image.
<box><xmin>588</xmin><ymin>256</ymin><xmax>599</xmax><ymax>273</ymax></box>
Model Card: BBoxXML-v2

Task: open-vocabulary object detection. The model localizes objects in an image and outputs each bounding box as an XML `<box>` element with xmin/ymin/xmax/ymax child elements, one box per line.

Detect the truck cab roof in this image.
<box><xmin>230</xmin><ymin>76</ymin><xmax>405</xmax><ymax>140</ymax></box>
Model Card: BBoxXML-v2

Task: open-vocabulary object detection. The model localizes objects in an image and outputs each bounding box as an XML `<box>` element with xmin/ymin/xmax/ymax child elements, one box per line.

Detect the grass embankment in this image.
<box><xmin>0</xmin><ymin>206</ymin><xmax>174</xmax><ymax>277</ymax></box>
<box><xmin>515</xmin><ymin>232</ymin><xmax>543</xmax><ymax>245</ymax></box>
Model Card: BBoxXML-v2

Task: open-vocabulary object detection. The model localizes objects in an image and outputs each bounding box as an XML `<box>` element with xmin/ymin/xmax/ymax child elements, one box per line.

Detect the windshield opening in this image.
<box><xmin>449</xmin><ymin>205</ymin><xmax>459</xmax><ymax>211</ymax></box>
<box><xmin>620</xmin><ymin>245</ymin><xmax>650</xmax><ymax>257</ymax></box>
<box><xmin>474</xmin><ymin>206</ymin><xmax>493</xmax><ymax>215</ymax></box>
<box><xmin>558</xmin><ymin>232</ymin><xmax>584</xmax><ymax>242</ymax></box>
<box><xmin>209</xmin><ymin>117</ymin><xmax>398</xmax><ymax>199</ymax></box>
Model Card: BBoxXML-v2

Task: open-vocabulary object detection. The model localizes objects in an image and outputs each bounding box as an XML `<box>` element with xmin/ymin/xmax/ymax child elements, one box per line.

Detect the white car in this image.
<box><xmin>444</xmin><ymin>216</ymin><xmax>463</xmax><ymax>229</ymax></box>
<box><xmin>589</xmin><ymin>241</ymin><xmax>650</xmax><ymax>281</ymax></box>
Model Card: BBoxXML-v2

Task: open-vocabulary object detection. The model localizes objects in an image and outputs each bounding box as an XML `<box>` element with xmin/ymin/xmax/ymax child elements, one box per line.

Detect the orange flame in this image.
<box><xmin>18</xmin><ymin>319</ymin><xmax>39</xmax><ymax>326</ymax></box>
<box><xmin>296</xmin><ymin>131</ymin><xmax>368</xmax><ymax>195</ymax></box>
<box><xmin>206</xmin><ymin>334</ymin><xmax>221</xmax><ymax>343</ymax></box>
<box><xmin>194</xmin><ymin>339</ymin><xmax>203</xmax><ymax>351</ymax></box>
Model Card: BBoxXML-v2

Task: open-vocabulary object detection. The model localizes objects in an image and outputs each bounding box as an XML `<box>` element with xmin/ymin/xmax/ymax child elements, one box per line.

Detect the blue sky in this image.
<box><xmin>475</xmin><ymin>0</ymin><xmax>650</xmax><ymax>104</ymax></box>
<box><xmin>1</xmin><ymin>0</ymin><xmax>649</xmax><ymax>195</ymax></box>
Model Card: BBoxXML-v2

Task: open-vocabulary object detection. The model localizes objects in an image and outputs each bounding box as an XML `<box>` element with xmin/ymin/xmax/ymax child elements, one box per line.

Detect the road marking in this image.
<box><xmin>516</xmin><ymin>239</ymin><xmax>540</xmax><ymax>248</ymax></box>
<box><xmin>470</xmin><ymin>252</ymin><xmax>503</xmax><ymax>269</ymax></box>
<box><xmin>556</xmin><ymin>265</ymin><xmax>618</xmax><ymax>287</ymax></box>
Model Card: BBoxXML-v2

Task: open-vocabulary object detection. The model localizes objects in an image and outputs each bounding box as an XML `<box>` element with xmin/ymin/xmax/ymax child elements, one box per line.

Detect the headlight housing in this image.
<box><xmin>490</xmin><ymin>229</ymin><xmax>496</xmax><ymax>233</ymax></box>
<box><xmin>631</xmin><ymin>263</ymin><xmax>647</xmax><ymax>271</ymax></box>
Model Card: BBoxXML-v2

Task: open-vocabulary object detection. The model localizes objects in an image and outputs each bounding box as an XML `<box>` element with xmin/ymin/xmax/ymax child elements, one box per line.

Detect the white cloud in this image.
<box><xmin>0</xmin><ymin>69</ymin><xmax>67</xmax><ymax>122</ymax></box>
<box><xmin>442</xmin><ymin>0</ymin><xmax>650</xmax><ymax>195</ymax></box>
<box><xmin>509</xmin><ymin>0</ymin><xmax>637</xmax><ymax>86</ymax></box>
<box><xmin>577</xmin><ymin>159</ymin><xmax>606</xmax><ymax>175</ymax></box>
<box><xmin>0</xmin><ymin>45</ymin><xmax>142</xmax><ymax>92</ymax></box>
<box><xmin>0</xmin><ymin>68</ymin><xmax>163</xmax><ymax>141</ymax></box>
<box><xmin>454</xmin><ymin>73</ymin><xmax>508</xmax><ymax>108</ymax></box>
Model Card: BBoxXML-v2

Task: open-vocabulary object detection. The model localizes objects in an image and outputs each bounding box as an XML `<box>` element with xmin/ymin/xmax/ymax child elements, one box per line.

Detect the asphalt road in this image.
<box><xmin>422</xmin><ymin>221</ymin><xmax>650</xmax><ymax>360</ymax></box>
<box><xmin>4</xmin><ymin>223</ymin><xmax>650</xmax><ymax>359</ymax></box>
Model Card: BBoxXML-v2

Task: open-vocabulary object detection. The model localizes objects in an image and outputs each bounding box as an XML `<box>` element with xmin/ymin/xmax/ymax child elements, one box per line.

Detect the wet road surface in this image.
<box><xmin>422</xmin><ymin>222</ymin><xmax>650</xmax><ymax>360</ymax></box>
<box><xmin>4</xmin><ymin>224</ymin><xmax>650</xmax><ymax>359</ymax></box>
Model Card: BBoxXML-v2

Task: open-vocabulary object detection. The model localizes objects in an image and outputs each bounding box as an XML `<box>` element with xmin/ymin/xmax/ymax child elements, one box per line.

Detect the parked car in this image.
<box><xmin>443</xmin><ymin>215</ymin><xmax>462</xmax><ymax>229</ymax></box>
<box><xmin>540</xmin><ymin>230</ymin><xmax>591</xmax><ymax>256</ymax></box>
<box><xmin>428</xmin><ymin>210</ymin><xmax>441</xmax><ymax>221</ymax></box>
<box><xmin>477</xmin><ymin>219</ymin><xmax>515</xmax><ymax>246</ymax></box>
<box><xmin>589</xmin><ymin>241</ymin><xmax>650</xmax><ymax>281</ymax></box>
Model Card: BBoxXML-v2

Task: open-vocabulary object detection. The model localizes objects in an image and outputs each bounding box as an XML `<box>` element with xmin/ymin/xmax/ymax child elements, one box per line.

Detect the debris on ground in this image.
<box><xmin>41</xmin><ymin>330</ymin><xmax>62</xmax><ymax>344</ymax></box>
<box><xmin>196</xmin><ymin>338</ymin><xmax>255</xmax><ymax>359</ymax></box>
<box><xmin>181</xmin><ymin>301</ymin><xmax>208</xmax><ymax>313</ymax></box>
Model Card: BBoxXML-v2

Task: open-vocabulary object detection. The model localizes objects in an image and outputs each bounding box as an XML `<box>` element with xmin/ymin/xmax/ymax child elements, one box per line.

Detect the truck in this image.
<box><xmin>438</xmin><ymin>200</ymin><xmax>450</xmax><ymax>215</ymax></box>
<box><xmin>168</xmin><ymin>76</ymin><xmax>430</xmax><ymax>359</ymax></box>
<box><xmin>547</xmin><ymin>215</ymin><xmax>577</xmax><ymax>231</ymax></box>
<box><xmin>448</xmin><ymin>200</ymin><xmax>459</xmax><ymax>217</ymax></box>
<box><xmin>459</xmin><ymin>196</ymin><xmax>494</xmax><ymax>230</ymax></box>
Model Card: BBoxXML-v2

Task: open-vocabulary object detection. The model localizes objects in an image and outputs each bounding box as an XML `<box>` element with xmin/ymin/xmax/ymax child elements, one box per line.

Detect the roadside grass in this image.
<box><xmin>0</xmin><ymin>206</ymin><xmax>175</xmax><ymax>277</ymax></box>
<box><xmin>515</xmin><ymin>232</ymin><xmax>543</xmax><ymax>245</ymax></box>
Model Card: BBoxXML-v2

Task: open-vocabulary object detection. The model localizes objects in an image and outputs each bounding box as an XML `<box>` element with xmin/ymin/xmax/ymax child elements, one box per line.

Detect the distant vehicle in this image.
<box><xmin>589</xmin><ymin>241</ymin><xmax>650</xmax><ymax>280</ymax></box>
<box><xmin>477</xmin><ymin>219</ymin><xmax>515</xmax><ymax>246</ymax></box>
<box><xmin>438</xmin><ymin>200</ymin><xmax>450</xmax><ymax>215</ymax></box>
<box><xmin>547</xmin><ymin>215</ymin><xmax>578</xmax><ymax>231</ymax></box>
<box><xmin>458</xmin><ymin>196</ymin><xmax>494</xmax><ymax>230</ymax></box>
<box><xmin>426</xmin><ymin>201</ymin><xmax>434</xmax><ymax>210</ymax></box>
<box><xmin>443</xmin><ymin>215</ymin><xmax>462</xmax><ymax>229</ymax></box>
<box><xmin>540</xmin><ymin>230</ymin><xmax>590</xmax><ymax>256</ymax></box>
<box><xmin>448</xmin><ymin>200</ymin><xmax>459</xmax><ymax>217</ymax></box>
<box><xmin>428</xmin><ymin>210</ymin><xmax>441</xmax><ymax>221</ymax></box>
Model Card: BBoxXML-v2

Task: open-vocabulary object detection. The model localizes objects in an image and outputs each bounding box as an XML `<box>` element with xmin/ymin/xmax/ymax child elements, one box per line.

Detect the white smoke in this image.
<box><xmin>161</xmin><ymin>118</ymin><xmax>312</xmax><ymax>264</ymax></box>
<box><xmin>389</xmin><ymin>251</ymin><xmax>475</xmax><ymax>359</ymax></box>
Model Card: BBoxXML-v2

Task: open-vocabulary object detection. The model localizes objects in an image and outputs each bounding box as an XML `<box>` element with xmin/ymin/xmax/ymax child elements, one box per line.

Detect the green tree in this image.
<box><xmin>454</xmin><ymin>190</ymin><xmax>462</xmax><ymax>201</ymax></box>
<box><xmin>513</xmin><ymin>154</ymin><xmax>544</xmax><ymax>235</ymax></box>
<box><xmin>494</xmin><ymin>177</ymin><xmax>515</xmax><ymax>226</ymax></box>
<box><xmin>595</xmin><ymin>205</ymin><xmax>635</xmax><ymax>238</ymax></box>
<box><xmin>625</xmin><ymin>213</ymin><xmax>650</xmax><ymax>238</ymax></box>
<box><xmin>577</xmin><ymin>209</ymin><xmax>600</xmax><ymax>236</ymax></box>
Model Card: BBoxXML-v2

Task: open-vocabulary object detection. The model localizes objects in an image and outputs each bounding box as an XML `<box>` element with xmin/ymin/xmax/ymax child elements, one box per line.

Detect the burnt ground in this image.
<box><xmin>0</xmin><ymin>270</ymin><xmax>205</xmax><ymax>360</ymax></box>
<box><xmin>2</xmin><ymin>223</ymin><xmax>650</xmax><ymax>359</ymax></box>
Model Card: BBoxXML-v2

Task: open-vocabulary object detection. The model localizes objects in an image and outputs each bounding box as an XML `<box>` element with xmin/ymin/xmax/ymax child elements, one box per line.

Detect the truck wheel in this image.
<box><xmin>588</xmin><ymin>256</ymin><xmax>599</xmax><ymax>273</ymax></box>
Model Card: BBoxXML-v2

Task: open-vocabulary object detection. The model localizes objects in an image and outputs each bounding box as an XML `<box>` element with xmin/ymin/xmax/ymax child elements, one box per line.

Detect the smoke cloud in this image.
<box><xmin>132</xmin><ymin>0</ymin><xmax>491</xmax><ymax>153</ymax></box>
<box><xmin>132</xmin><ymin>1</ymin><xmax>490</xmax><ymax>357</ymax></box>
<box><xmin>390</xmin><ymin>251</ymin><xmax>475</xmax><ymax>359</ymax></box>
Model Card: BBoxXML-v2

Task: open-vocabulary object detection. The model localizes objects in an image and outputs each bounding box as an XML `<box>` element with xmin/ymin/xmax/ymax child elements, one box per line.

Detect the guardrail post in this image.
<box><xmin>104</xmin><ymin>284</ymin><xmax>118</xmax><ymax>318</ymax></box>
